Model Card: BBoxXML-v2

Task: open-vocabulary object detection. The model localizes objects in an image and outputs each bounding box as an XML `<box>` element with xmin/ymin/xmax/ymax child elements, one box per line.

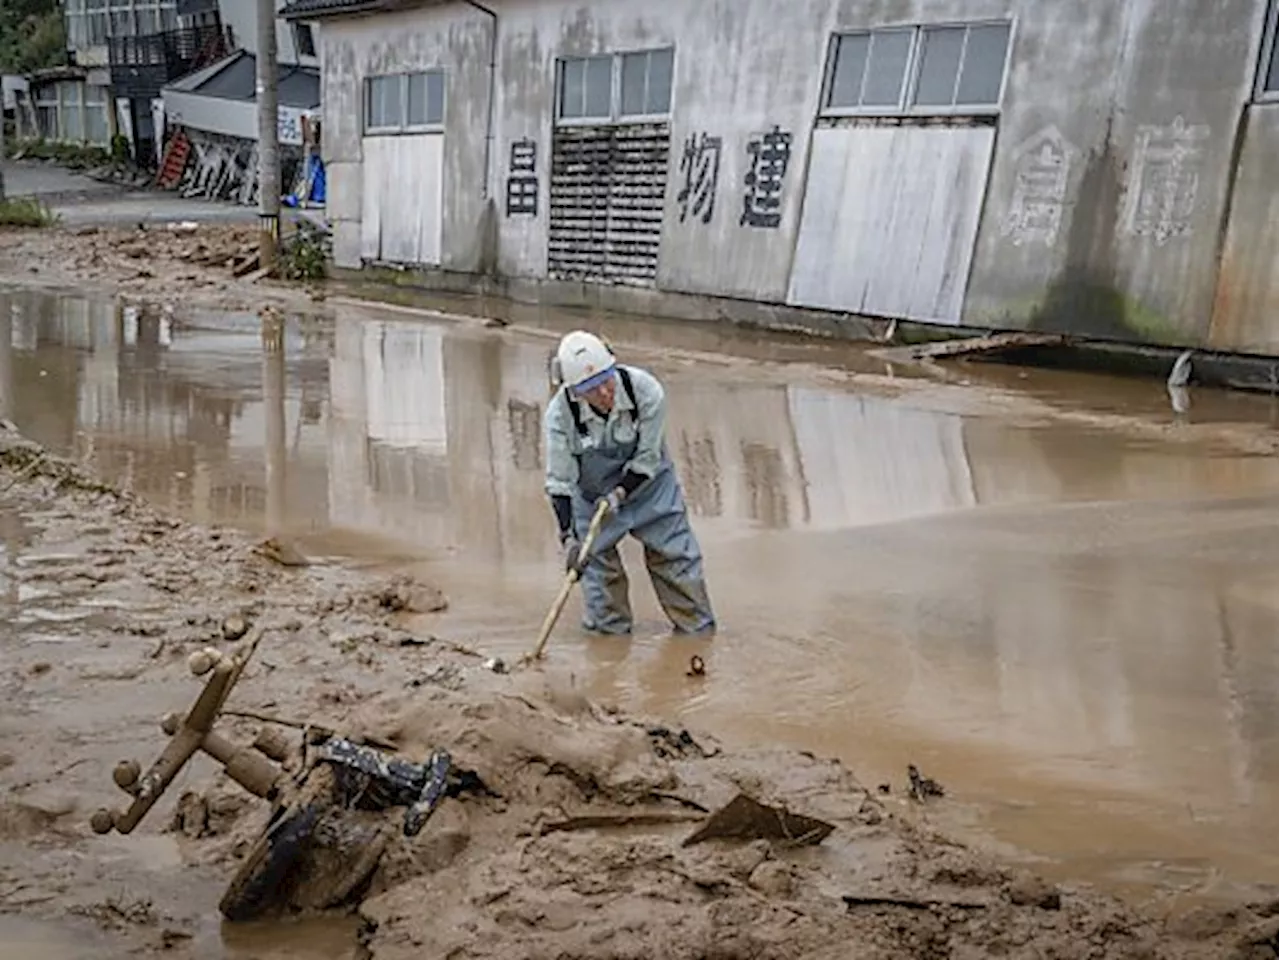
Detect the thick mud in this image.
<box><xmin>1</xmin><ymin>423</ymin><xmax>1277</xmax><ymax>959</ymax></box>
<box><xmin>0</xmin><ymin>220</ymin><xmax>1277</xmax><ymax>955</ymax></box>
<box><xmin>0</xmin><ymin>280</ymin><xmax>1275</xmax><ymax>904</ymax></box>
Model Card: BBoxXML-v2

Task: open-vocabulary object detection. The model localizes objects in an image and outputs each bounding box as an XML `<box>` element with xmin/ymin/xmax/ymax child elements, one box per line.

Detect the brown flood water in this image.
<box><xmin>0</xmin><ymin>286</ymin><xmax>1276</xmax><ymax>908</ymax></box>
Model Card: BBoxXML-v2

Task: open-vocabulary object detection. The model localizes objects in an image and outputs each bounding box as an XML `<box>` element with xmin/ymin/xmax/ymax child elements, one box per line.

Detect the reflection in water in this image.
<box><xmin>263</xmin><ymin>315</ymin><xmax>287</xmax><ymax>537</ymax></box>
<box><xmin>786</xmin><ymin>388</ymin><xmax>975</xmax><ymax>528</ymax></box>
<box><xmin>0</xmin><ymin>287</ymin><xmax>1276</xmax><ymax>896</ymax></box>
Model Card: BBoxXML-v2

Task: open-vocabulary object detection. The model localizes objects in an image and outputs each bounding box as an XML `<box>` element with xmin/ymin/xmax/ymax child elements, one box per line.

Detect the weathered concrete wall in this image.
<box><xmin>1209</xmin><ymin>105</ymin><xmax>1279</xmax><ymax>355</ymax></box>
<box><xmin>966</xmin><ymin>0</ymin><xmax>1271</xmax><ymax>348</ymax></box>
<box><xmin>963</xmin><ymin>0</ymin><xmax>1126</xmax><ymax>331</ymax></box>
<box><xmin>653</xmin><ymin>0</ymin><xmax>831</xmax><ymax>301</ymax></box>
<box><xmin>316</xmin><ymin>0</ymin><xmax>1278</xmax><ymax>358</ymax></box>
<box><xmin>485</xmin><ymin>0</ymin><xmax>834</xmax><ymax>300</ymax></box>
<box><xmin>320</xmin><ymin>4</ymin><xmax>492</xmax><ymax>271</ymax></box>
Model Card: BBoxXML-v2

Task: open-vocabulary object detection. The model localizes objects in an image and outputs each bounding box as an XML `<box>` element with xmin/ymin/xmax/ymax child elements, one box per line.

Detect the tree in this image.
<box><xmin>0</xmin><ymin>0</ymin><xmax>67</xmax><ymax>75</ymax></box>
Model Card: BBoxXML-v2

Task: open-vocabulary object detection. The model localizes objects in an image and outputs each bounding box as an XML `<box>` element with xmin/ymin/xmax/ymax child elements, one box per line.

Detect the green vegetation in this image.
<box><xmin>0</xmin><ymin>196</ymin><xmax>60</xmax><ymax>227</ymax></box>
<box><xmin>278</xmin><ymin>221</ymin><xmax>331</xmax><ymax>281</ymax></box>
<box><xmin>4</xmin><ymin>138</ymin><xmax>113</xmax><ymax>169</ymax></box>
<box><xmin>0</xmin><ymin>0</ymin><xmax>66</xmax><ymax>74</ymax></box>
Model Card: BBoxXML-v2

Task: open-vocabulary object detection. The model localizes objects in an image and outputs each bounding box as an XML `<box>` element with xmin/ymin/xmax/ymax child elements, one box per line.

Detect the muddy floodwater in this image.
<box><xmin>1</xmin><ymin>285</ymin><xmax>1276</xmax><ymax>908</ymax></box>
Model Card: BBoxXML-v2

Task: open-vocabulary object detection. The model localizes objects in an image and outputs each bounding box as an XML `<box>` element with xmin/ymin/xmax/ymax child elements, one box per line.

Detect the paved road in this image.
<box><xmin>3</xmin><ymin>160</ymin><xmax>120</xmax><ymax>201</ymax></box>
<box><xmin>3</xmin><ymin>159</ymin><xmax>321</xmax><ymax>227</ymax></box>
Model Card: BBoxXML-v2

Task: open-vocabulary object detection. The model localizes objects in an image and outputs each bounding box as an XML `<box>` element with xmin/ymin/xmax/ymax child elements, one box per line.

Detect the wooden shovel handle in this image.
<box><xmin>528</xmin><ymin>499</ymin><xmax>611</xmax><ymax>662</ymax></box>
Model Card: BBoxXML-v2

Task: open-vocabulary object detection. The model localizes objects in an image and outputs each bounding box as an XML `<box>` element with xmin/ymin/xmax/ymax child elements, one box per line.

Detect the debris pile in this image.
<box><xmin>59</xmin><ymin>223</ymin><xmax>264</xmax><ymax>285</ymax></box>
<box><xmin>0</xmin><ymin>219</ymin><xmax>331</xmax><ymax>313</ymax></box>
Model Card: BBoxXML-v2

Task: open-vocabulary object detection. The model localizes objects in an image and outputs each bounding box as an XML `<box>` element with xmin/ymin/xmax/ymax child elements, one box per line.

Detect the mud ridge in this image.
<box><xmin>0</xmin><ymin>423</ymin><xmax>1276</xmax><ymax>960</ymax></box>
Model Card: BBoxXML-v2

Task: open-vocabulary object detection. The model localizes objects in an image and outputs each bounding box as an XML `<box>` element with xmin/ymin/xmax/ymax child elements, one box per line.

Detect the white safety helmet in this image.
<box><xmin>555</xmin><ymin>330</ymin><xmax>616</xmax><ymax>395</ymax></box>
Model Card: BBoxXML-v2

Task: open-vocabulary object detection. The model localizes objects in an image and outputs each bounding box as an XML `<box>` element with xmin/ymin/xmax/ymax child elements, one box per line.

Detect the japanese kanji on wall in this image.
<box><xmin>669</xmin><ymin>125</ymin><xmax>795</xmax><ymax>230</ymax></box>
<box><xmin>677</xmin><ymin>132</ymin><xmax>722</xmax><ymax>225</ymax></box>
<box><xmin>506</xmin><ymin>137</ymin><xmax>539</xmax><ymax>217</ymax></box>
<box><xmin>741</xmin><ymin>125</ymin><xmax>793</xmax><ymax>229</ymax></box>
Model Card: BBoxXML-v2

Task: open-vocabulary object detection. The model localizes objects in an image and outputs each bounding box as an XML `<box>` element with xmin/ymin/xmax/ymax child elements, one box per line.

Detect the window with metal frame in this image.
<box><xmin>823</xmin><ymin>21</ymin><xmax>1012</xmax><ymax>115</ymax></box>
<box><xmin>620</xmin><ymin>48</ymin><xmax>674</xmax><ymax>117</ymax></box>
<box><xmin>1258</xmin><ymin>0</ymin><xmax>1278</xmax><ymax>101</ymax></box>
<box><xmin>556</xmin><ymin>48</ymin><xmax>674</xmax><ymax>123</ymax></box>
<box><xmin>364</xmin><ymin>71</ymin><xmax>445</xmax><ymax>134</ymax></box>
<box><xmin>65</xmin><ymin>0</ymin><xmax>177</xmax><ymax>45</ymax></box>
<box><xmin>293</xmin><ymin>22</ymin><xmax>316</xmax><ymax>59</ymax></box>
<box><xmin>85</xmin><ymin>87</ymin><xmax>110</xmax><ymax>144</ymax></box>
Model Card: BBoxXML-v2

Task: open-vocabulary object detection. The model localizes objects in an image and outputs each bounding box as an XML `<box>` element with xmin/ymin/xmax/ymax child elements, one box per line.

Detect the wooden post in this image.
<box><xmin>256</xmin><ymin>0</ymin><xmax>280</xmax><ymax>270</ymax></box>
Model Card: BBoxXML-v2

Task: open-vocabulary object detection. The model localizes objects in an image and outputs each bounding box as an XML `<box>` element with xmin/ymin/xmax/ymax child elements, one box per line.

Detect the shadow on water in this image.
<box><xmin>0</xmin><ymin>285</ymin><xmax>1276</xmax><ymax>906</ymax></box>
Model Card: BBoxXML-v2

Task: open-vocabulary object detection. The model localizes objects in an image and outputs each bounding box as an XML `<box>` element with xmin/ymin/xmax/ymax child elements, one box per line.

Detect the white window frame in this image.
<box><xmin>821</xmin><ymin>19</ymin><xmax>1015</xmax><ymax>119</ymax></box>
<box><xmin>617</xmin><ymin>47</ymin><xmax>675</xmax><ymax>123</ymax></box>
<box><xmin>1256</xmin><ymin>0</ymin><xmax>1278</xmax><ymax>103</ymax></box>
<box><xmin>554</xmin><ymin>53</ymin><xmax>613</xmax><ymax>125</ymax></box>
<box><xmin>293</xmin><ymin>21</ymin><xmax>316</xmax><ymax>59</ymax></box>
<box><xmin>363</xmin><ymin>70</ymin><xmax>446</xmax><ymax>136</ymax></box>
<box><xmin>555</xmin><ymin>46</ymin><xmax>675</xmax><ymax>127</ymax></box>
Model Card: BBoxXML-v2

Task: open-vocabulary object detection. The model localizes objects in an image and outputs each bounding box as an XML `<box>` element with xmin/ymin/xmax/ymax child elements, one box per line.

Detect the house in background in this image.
<box><xmin>159</xmin><ymin>4</ymin><xmax>320</xmax><ymax>204</ymax></box>
<box><xmin>17</xmin><ymin>0</ymin><xmax>229</xmax><ymax>162</ymax></box>
<box><xmin>15</xmin><ymin>0</ymin><xmax>318</xmax><ymax>180</ymax></box>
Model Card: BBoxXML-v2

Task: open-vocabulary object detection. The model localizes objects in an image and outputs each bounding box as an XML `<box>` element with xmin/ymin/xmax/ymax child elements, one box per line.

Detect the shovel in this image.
<box><xmin>526</xmin><ymin>499</ymin><xmax>610</xmax><ymax>662</ymax></box>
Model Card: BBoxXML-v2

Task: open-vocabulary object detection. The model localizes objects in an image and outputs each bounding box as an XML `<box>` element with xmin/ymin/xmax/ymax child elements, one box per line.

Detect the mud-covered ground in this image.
<box><xmin>0</xmin><ymin>221</ymin><xmax>320</xmax><ymax>315</ymax></box>
<box><xmin>2</xmin><ymin>420</ymin><xmax>1276</xmax><ymax>958</ymax></box>
<box><xmin>1</xmin><ymin>218</ymin><xmax>1277</xmax><ymax>957</ymax></box>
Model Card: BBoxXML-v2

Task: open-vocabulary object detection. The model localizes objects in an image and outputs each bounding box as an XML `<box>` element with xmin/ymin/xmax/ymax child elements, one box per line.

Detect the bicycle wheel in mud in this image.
<box><xmin>218</xmin><ymin>766</ymin><xmax>337</xmax><ymax>922</ymax></box>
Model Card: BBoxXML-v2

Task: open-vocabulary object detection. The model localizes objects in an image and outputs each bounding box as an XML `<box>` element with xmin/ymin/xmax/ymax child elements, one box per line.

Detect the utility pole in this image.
<box><xmin>1</xmin><ymin>90</ymin><xmax>7</xmax><ymax>201</ymax></box>
<box><xmin>256</xmin><ymin>0</ymin><xmax>280</xmax><ymax>270</ymax></box>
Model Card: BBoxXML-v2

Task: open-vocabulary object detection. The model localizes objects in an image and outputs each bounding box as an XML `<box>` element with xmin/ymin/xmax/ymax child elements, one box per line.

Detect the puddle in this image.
<box><xmin>0</xmin><ymin>916</ymin><xmax>113</xmax><ymax>960</ymax></box>
<box><xmin>0</xmin><ymin>286</ymin><xmax>1276</xmax><ymax>902</ymax></box>
<box><xmin>0</xmin><ymin>913</ymin><xmax>362</xmax><ymax>960</ymax></box>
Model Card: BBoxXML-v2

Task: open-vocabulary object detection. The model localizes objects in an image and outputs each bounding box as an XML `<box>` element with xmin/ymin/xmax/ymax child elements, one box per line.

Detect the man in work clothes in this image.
<box><xmin>544</xmin><ymin>330</ymin><xmax>716</xmax><ymax>636</ymax></box>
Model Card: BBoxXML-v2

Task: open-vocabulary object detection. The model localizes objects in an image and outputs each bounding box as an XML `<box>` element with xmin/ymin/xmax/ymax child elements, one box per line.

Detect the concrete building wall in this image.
<box><xmin>315</xmin><ymin>0</ymin><xmax>1278</xmax><ymax>358</ymax></box>
<box><xmin>1208</xmin><ymin>105</ymin><xmax>1279</xmax><ymax>356</ymax></box>
<box><xmin>651</xmin><ymin>0</ymin><xmax>831</xmax><ymax>301</ymax></box>
<box><xmin>320</xmin><ymin>4</ymin><xmax>492</xmax><ymax>271</ymax></box>
<box><xmin>966</xmin><ymin>0</ymin><xmax>1271</xmax><ymax>349</ymax></box>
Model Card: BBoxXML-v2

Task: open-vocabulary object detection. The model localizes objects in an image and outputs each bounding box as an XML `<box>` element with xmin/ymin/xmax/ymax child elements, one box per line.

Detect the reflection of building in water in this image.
<box><xmin>664</xmin><ymin>380</ymin><xmax>807</xmax><ymax>530</ymax></box>
<box><xmin>327</xmin><ymin>326</ymin><xmax>998</xmax><ymax>552</ymax></box>
<box><xmin>1217</xmin><ymin>580</ymin><xmax>1278</xmax><ymax>803</ymax></box>
<box><xmin>0</xmin><ymin>290</ymin><xmax>330</xmax><ymax>530</ymax></box>
<box><xmin>328</xmin><ymin>318</ymin><xmax>555</xmax><ymax>562</ymax></box>
<box><xmin>787</xmin><ymin>388</ymin><xmax>976</xmax><ymax>530</ymax></box>
<box><xmin>329</xmin><ymin>320</ymin><xmax>456</xmax><ymax>549</ymax></box>
<box><xmin>481</xmin><ymin>338</ymin><xmax>561</xmax><ymax>563</ymax></box>
<box><xmin>666</xmin><ymin>379</ymin><xmax>981</xmax><ymax>534</ymax></box>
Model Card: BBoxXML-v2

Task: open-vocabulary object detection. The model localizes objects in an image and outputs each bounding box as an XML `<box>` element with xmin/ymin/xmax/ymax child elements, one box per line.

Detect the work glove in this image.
<box><xmin>598</xmin><ymin>486</ymin><xmax>627</xmax><ymax>516</ymax></box>
<box><xmin>561</xmin><ymin>534</ymin><xmax>585</xmax><ymax>575</ymax></box>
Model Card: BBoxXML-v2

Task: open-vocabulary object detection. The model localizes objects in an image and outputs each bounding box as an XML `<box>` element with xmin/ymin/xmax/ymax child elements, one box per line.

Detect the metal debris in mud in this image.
<box><xmin>86</xmin><ymin>624</ymin><xmax>490</xmax><ymax>923</ymax></box>
<box><xmin>907</xmin><ymin>764</ymin><xmax>945</xmax><ymax>802</ymax></box>
<box><xmin>645</xmin><ymin>725</ymin><xmax>716</xmax><ymax>760</ymax></box>
<box><xmin>681</xmin><ymin>793</ymin><xmax>835</xmax><ymax>848</ymax></box>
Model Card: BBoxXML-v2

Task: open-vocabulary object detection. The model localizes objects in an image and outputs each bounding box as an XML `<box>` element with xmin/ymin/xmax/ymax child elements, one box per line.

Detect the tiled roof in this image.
<box><xmin>280</xmin><ymin>0</ymin><xmax>435</xmax><ymax>21</ymax></box>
